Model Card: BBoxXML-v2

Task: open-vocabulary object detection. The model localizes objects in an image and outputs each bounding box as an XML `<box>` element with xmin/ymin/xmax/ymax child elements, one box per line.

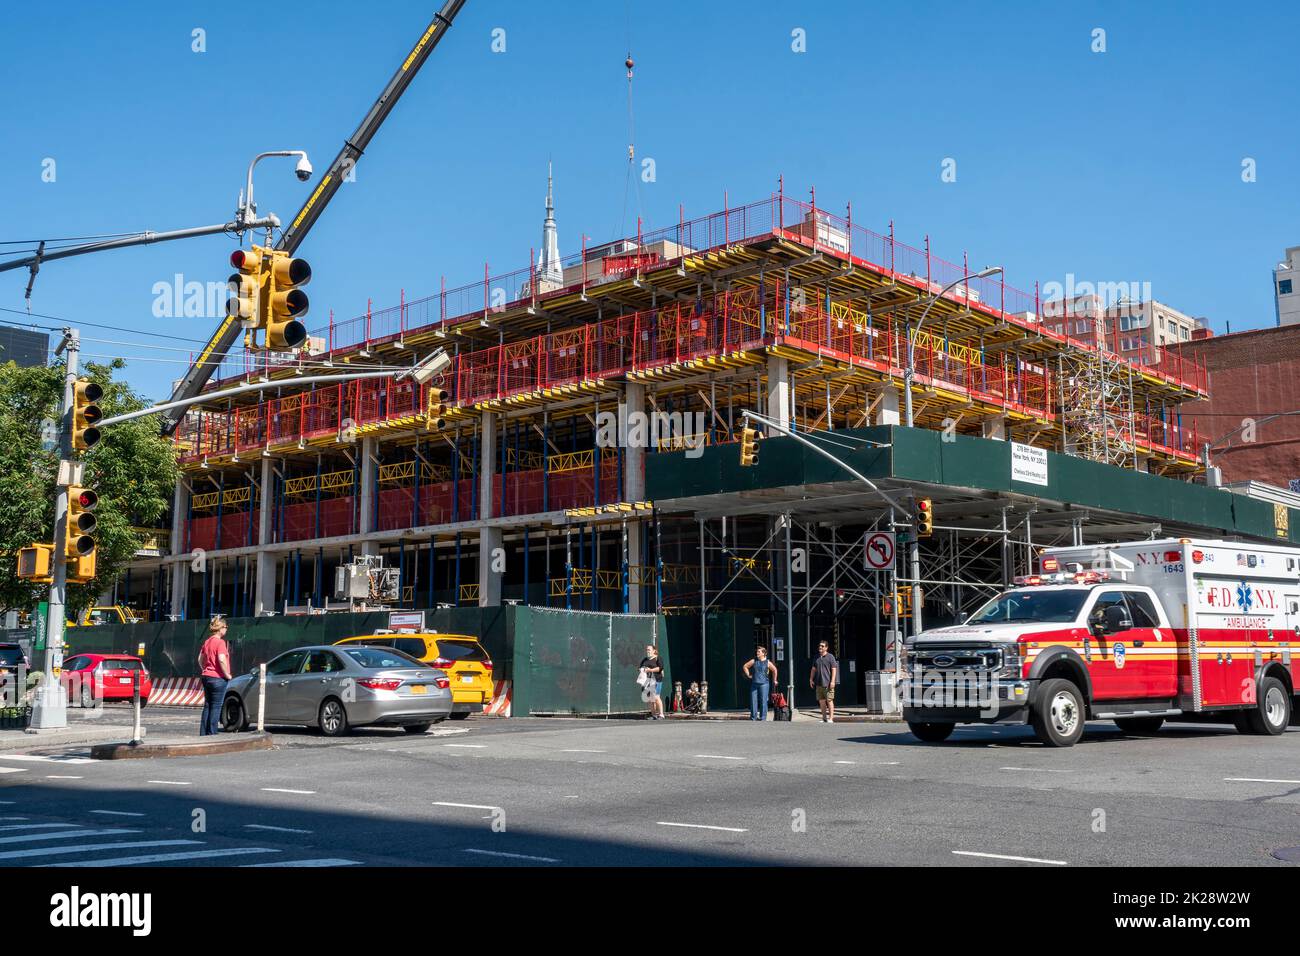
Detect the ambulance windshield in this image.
<box><xmin>966</xmin><ymin>588</ymin><xmax>1089</xmax><ymax>625</ymax></box>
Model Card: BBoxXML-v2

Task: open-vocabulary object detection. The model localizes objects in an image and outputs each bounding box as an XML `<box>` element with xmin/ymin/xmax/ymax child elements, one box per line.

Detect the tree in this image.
<box><xmin>0</xmin><ymin>357</ymin><xmax>178</xmax><ymax>619</ymax></box>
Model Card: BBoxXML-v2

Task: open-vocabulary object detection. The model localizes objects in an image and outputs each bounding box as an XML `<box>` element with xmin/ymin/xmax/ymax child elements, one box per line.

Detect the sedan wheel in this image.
<box><xmin>318</xmin><ymin>698</ymin><xmax>349</xmax><ymax>737</ymax></box>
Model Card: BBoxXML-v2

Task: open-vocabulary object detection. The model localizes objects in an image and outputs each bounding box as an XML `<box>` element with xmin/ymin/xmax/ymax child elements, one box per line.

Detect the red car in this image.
<box><xmin>60</xmin><ymin>654</ymin><xmax>152</xmax><ymax>707</ymax></box>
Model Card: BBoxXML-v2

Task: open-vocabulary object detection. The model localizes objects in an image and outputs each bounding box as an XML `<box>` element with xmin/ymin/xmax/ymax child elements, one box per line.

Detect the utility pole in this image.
<box><xmin>29</xmin><ymin>328</ymin><xmax>78</xmax><ymax>730</ymax></box>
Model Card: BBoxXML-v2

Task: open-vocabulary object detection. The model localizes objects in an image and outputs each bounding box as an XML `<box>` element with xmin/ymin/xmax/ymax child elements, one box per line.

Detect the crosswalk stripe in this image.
<box><xmin>0</xmin><ymin>828</ymin><xmax>135</xmax><ymax>846</ymax></box>
<box><xmin>46</xmin><ymin>847</ymin><xmax>280</xmax><ymax>867</ymax></box>
<box><xmin>0</xmin><ymin>840</ymin><xmax>201</xmax><ymax>862</ymax></box>
<box><xmin>0</xmin><ymin>768</ymin><xmax>28</xmax><ymax>775</ymax></box>
<box><xmin>243</xmin><ymin>858</ymin><xmax>362</xmax><ymax>867</ymax></box>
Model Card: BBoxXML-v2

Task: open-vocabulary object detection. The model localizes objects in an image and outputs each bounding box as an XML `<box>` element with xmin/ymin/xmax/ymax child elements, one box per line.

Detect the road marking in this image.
<box><xmin>0</xmin><ymin>816</ymin><xmax>27</xmax><ymax>821</ymax></box>
<box><xmin>245</xmin><ymin>824</ymin><xmax>314</xmax><ymax>835</ymax></box>
<box><xmin>563</xmin><ymin>795</ymin><xmax>580</xmax><ymax>799</ymax></box>
<box><xmin>999</xmin><ymin>767</ymin><xmax>1072</xmax><ymax>773</ymax></box>
<box><xmin>46</xmin><ymin>847</ymin><xmax>280</xmax><ymax>867</ymax></box>
<box><xmin>0</xmin><ymin>768</ymin><xmax>28</xmax><ymax>775</ymax></box>
<box><xmin>260</xmin><ymin>788</ymin><xmax>316</xmax><ymax>795</ymax></box>
<box><xmin>243</xmin><ymin>858</ymin><xmax>361</xmax><ymax>867</ymax></box>
<box><xmin>432</xmin><ymin>801</ymin><xmax>501</xmax><ymax>811</ymax></box>
<box><xmin>444</xmin><ymin>743</ymin><xmax>486</xmax><ymax>749</ymax></box>
<box><xmin>833</xmin><ymin>760</ymin><xmax>856</xmax><ymax>765</ymax></box>
<box><xmin>561</xmin><ymin>749</ymin><xmax>607</xmax><ymax>753</ymax></box>
<box><xmin>693</xmin><ymin>754</ymin><xmax>745</xmax><ymax>760</ymax></box>
<box><xmin>0</xmin><ymin>755</ymin><xmax>94</xmax><ymax>764</ymax></box>
<box><xmin>45</xmin><ymin>775</ymin><xmax>83</xmax><ymax>780</ymax></box>
<box><xmin>1224</xmin><ymin>777</ymin><xmax>1300</xmax><ymax>785</ymax></box>
<box><xmin>657</xmin><ymin>821</ymin><xmax>748</xmax><ymax>833</ymax></box>
<box><xmin>462</xmin><ymin>848</ymin><xmax>559</xmax><ymax>863</ymax></box>
<box><xmin>147</xmin><ymin>780</ymin><xmax>191</xmax><ymax>786</ymax></box>
<box><xmin>953</xmin><ymin>850</ymin><xmax>1067</xmax><ymax>865</ymax></box>
<box><xmin>0</xmin><ymin>828</ymin><xmax>135</xmax><ymax>846</ymax></box>
<box><xmin>90</xmin><ymin>810</ymin><xmax>145</xmax><ymax>818</ymax></box>
<box><xmin>1</xmin><ymin>823</ymin><xmax>84</xmax><ymax>832</ymax></box>
<box><xmin>0</xmin><ymin>840</ymin><xmax>199</xmax><ymax>861</ymax></box>
<box><xmin>0</xmin><ymin>800</ymin><xmax>14</xmax><ymax>804</ymax></box>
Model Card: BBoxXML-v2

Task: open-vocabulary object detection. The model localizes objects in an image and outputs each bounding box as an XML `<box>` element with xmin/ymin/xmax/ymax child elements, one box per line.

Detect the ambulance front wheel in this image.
<box><xmin>1031</xmin><ymin>679</ymin><xmax>1085</xmax><ymax>747</ymax></box>
<box><xmin>1242</xmin><ymin>676</ymin><xmax>1291</xmax><ymax>736</ymax></box>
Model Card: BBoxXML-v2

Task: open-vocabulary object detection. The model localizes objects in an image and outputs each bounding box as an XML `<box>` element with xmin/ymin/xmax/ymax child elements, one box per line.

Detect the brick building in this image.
<box><xmin>1177</xmin><ymin>325</ymin><xmax>1300</xmax><ymax>487</ymax></box>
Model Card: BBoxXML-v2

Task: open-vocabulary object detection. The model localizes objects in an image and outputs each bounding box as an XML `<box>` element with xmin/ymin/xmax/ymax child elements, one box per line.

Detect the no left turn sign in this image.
<box><xmin>864</xmin><ymin>532</ymin><xmax>896</xmax><ymax>571</ymax></box>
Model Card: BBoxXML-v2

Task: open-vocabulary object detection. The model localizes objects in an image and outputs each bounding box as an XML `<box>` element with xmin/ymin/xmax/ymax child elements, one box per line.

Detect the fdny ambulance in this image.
<box><xmin>900</xmin><ymin>538</ymin><xmax>1300</xmax><ymax>747</ymax></box>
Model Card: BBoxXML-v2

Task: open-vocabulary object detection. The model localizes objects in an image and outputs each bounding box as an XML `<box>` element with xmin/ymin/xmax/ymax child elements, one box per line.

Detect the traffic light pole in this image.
<box><xmin>29</xmin><ymin>329</ymin><xmax>79</xmax><ymax>730</ymax></box>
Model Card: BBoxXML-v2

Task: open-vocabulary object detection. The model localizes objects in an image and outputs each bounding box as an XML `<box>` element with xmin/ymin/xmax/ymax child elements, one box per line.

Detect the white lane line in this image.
<box><xmin>432</xmin><ymin>801</ymin><xmax>501</xmax><ymax>811</ymax></box>
<box><xmin>0</xmin><ymin>840</ymin><xmax>200</xmax><ymax>861</ymax></box>
<box><xmin>46</xmin><ymin>847</ymin><xmax>280</xmax><ymax>867</ymax></box>
<box><xmin>561</xmin><ymin>749</ymin><xmax>607</xmax><ymax>753</ymax></box>
<box><xmin>0</xmin><ymin>800</ymin><xmax>13</xmax><ymax>804</ymax></box>
<box><xmin>147</xmin><ymin>780</ymin><xmax>191</xmax><ymax>786</ymax></box>
<box><xmin>0</xmin><ymin>768</ymin><xmax>28</xmax><ymax>775</ymax></box>
<box><xmin>245</xmin><ymin>824</ymin><xmax>314</xmax><ymax>835</ymax></box>
<box><xmin>693</xmin><ymin>754</ymin><xmax>745</xmax><ymax>760</ymax></box>
<box><xmin>89</xmin><ymin>810</ymin><xmax>145</xmax><ymax>818</ymax></box>
<box><xmin>260</xmin><ymin>788</ymin><xmax>316</xmax><ymax>795</ymax></box>
<box><xmin>657</xmin><ymin>821</ymin><xmax>748</xmax><ymax>833</ymax></box>
<box><xmin>243</xmin><ymin>858</ymin><xmax>361</xmax><ymax>867</ymax></box>
<box><xmin>0</xmin><ymin>755</ymin><xmax>94</xmax><ymax>764</ymax></box>
<box><xmin>563</xmin><ymin>795</ymin><xmax>580</xmax><ymax>799</ymax></box>
<box><xmin>0</xmin><ymin>828</ymin><xmax>135</xmax><ymax>846</ymax></box>
<box><xmin>0</xmin><ymin>823</ymin><xmax>83</xmax><ymax>832</ymax></box>
<box><xmin>45</xmin><ymin>775</ymin><xmax>83</xmax><ymax>780</ymax></box>
<box><xmin>444</xmin><ymin>744</ymin><xmax>486</xmax><ymax>749</ymax></box>
<box><xmin>833</xmin><ymin>760</ymin><xmax>856</xmax><ymax>764</ymax></box>
<box><xmin>462</xmin><ymin>848</ymin><xmax>559</xmax><ymax>863</ymax></box>
<box><xmin>953</xmin><ymin>850</ymin><xmax>1068</xmax><ymax>866</ymax></box>
<box><xmin>0</xmin><ymin>816</ymin><xmax>27</xmax><ymax>821</ymax></box>
<box><xmin>999</xmin><ymin>767</ymin><xmax>1072</xmax><ymax>773</ymax></box>
<box><xmin>1224</xmin><ymin>777</ymin><xmax>1300</xmax><ymax>785</ymax></box>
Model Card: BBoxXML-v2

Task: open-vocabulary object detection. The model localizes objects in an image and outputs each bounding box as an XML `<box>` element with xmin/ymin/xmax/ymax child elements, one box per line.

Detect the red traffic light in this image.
<box><xmin>917</xmin><ymin>499</ymin><xmax>931</xmax><ymax>512</ymax></box>
<box><xmin>76</xmin><ymin>489</ymin><xmax>98</xmax><ymax>509</ymax></box>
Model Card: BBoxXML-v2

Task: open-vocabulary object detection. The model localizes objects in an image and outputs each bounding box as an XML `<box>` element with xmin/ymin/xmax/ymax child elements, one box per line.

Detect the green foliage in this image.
<box><xmin>0</xmin><ymin>357</ymin><xmax>177</xmax><ymax>617</ymax></box>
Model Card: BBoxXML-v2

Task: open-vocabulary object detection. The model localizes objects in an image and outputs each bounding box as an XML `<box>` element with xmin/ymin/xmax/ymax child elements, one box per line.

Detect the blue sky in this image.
<box><xmin>2</xmin><ymin>0</ymin><xmax>1297</xmax><ymax>399</ymax></box>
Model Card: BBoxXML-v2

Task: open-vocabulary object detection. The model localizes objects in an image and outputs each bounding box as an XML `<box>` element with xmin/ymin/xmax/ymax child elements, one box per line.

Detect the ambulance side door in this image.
<box><xmin>1123</xmin><ymin>591</ymin><xmax>1178</xmax><ymax>699</ymax></box>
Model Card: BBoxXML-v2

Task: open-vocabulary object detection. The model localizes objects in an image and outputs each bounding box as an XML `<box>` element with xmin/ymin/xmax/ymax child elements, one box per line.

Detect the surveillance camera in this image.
<box><xmin>295</xmin><ymin>156</ymin><xmax>313</xmax><ymax>182</ymax></box>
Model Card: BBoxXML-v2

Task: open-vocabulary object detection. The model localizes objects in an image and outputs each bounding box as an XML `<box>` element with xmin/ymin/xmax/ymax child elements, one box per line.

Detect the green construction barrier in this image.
<box><xmin>511</xmin><ymin>606</ymin><xmax>667</xmax><ymax>715</ymax></box>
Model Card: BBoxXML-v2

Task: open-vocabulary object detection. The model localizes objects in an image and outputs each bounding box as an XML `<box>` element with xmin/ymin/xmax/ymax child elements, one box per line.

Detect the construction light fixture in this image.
<box><xmin>408</xmin><ymin>347</ymin><xmax>451</xmax><ymax>385</ymax></box>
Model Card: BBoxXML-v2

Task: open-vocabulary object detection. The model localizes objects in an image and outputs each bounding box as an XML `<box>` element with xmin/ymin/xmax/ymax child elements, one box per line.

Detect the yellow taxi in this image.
<box><xmin>335</xmin><ymin>632</ymin><xmax>493</xmax><ymax>720</ymax></box>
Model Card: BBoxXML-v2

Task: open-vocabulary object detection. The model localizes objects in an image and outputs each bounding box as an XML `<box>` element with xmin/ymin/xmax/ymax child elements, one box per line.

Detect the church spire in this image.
<box><xmin>537</xmin><ymin>161</ymin><xmax>563</xmax><ymax>290</ymax></box>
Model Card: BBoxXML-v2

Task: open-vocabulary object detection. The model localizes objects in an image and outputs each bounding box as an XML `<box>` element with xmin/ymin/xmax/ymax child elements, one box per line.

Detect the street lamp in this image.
<box><xmin>239</xmin><ymin>150</ymin><xmax>313</xmax><ymax>230</ymax></box>
<box><xmin>903</xmin><ymin>266</ymin><xmax>1003</xmax><ymax>428</ymax></box>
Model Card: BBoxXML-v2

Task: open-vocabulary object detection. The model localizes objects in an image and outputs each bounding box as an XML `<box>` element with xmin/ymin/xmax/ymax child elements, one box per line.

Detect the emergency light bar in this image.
<box><xmin>1014</xmin><ymin>570</ymin><xmax>1113</xmax><ymax>586</ymax></box>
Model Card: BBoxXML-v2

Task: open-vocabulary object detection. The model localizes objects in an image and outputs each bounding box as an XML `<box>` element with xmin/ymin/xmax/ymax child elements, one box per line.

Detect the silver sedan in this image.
<box><xmin>221</xmin><ymin>644</ymin><xmax>452</xmax><ymax>736</ymax></box>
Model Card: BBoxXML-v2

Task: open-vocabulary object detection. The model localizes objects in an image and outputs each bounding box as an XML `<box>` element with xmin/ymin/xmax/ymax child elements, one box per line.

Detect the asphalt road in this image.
<box><xmin>3</xmin><ymin>705</ymin><xmax>1300</xmax><ymax>867</ymax></box>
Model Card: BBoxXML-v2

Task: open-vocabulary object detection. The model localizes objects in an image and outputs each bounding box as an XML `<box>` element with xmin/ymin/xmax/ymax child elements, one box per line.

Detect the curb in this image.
<box><xmin>90</xmin><ymin>731</ymin><xmax>274</xmax><ymax>760</ymax></box>
<box><xmin>0</xmin><ymin>724</ymin><xmax>129</xmax><ymax>752</ymax></box>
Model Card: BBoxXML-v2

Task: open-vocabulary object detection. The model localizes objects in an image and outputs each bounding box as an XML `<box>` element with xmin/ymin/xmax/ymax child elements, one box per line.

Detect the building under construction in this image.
<box><xmin>114</xmin><ymin>180</ymin><xmax>1300</xmax><ymax>708</ymax></box>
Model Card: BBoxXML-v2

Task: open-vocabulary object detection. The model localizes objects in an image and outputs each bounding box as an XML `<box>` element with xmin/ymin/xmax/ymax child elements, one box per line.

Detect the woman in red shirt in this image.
<box><xmin>197</xmin><ymin>616</ymin><xmax>232</xmax><ymax>735</ymax></box>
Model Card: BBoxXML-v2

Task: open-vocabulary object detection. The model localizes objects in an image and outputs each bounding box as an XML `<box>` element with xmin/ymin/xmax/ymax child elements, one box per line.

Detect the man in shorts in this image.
<box><xmin>809</xmin><ymin>640</ymin><xmax>838</xmax><ymax>723</ymax></box>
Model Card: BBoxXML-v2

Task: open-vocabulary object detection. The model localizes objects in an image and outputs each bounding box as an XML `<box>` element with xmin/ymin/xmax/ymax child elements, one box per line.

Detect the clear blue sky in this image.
<box><xmin>2</xmin><ymin>0</ymin><xmax>1297</xmax><ymax>399</ymax></box>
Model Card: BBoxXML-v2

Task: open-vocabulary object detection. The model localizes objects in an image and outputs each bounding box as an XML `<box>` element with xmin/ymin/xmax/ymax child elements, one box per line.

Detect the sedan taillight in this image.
<box><xmin>434</xmin><ymin>676</ymin><xmax>450</xmax><ymax>689</ymax></box>
<box><xmin>481</xmin><ymin>660</ymin><xmax>493</xmax><ymax>671</ymax></box>
<box><xmin>357</xmin><ymin>678</ymin><xmax>402</xmax><ymax>691</ymax></box>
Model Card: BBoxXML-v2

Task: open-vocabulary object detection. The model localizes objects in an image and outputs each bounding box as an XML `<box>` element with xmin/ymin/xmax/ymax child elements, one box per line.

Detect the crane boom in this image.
<box><xmin>160</xmin><ymin>0</ymin><xmax>468</xmax><ymax>435</ymax></box>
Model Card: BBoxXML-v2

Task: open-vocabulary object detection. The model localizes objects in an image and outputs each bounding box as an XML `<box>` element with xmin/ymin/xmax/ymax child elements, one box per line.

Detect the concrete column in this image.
<box><xmin>477</xmin><ymin>411</ymin><xmax>500</xmax><ymax>606</ymax></box>
<box><xmin>876</xmin><ymin>385</ymin><xmax>901</xmax><ymax>426</ymax></box>
<box><xmin>168</xmin><ymin>478</ymin><xmax>190</xmax><ymax>620</ymax></box>
<box><xmin>359</xmin><ymin>436</ymin><xmax>378</xmax><ymax>557</ymax></box>
<box><xmin>254</xmin><ymin>457</ymin><xmax>277</xmax><ymax>615</ymax></box>
<box><xmin>766</xmin><ymin>354</ymin><xmax>791</xmax><ymax>428</ymax></box>
<box><xmin>624</xmin><ymin>383</ymin><xmax>646</xmax><ymax>613</ymax></box>
<box><xmin>981</xmin><ymin>415</ymin><xmax>1007</xmax><ymax>441</ymax></box>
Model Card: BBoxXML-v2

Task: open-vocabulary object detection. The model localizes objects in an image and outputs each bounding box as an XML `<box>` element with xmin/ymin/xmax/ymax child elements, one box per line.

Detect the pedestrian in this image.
<box><xmin>809</xmin><ymin>640</ymin><xmax>838</xmax><ymax>723</ymax></box>
<box><xmin>639</xmin><ymin>644</ymin><xmax>665</xmax><ymax>720</ymax></box>
<box><xmin>742</xmin><ymin>645</ymin><xmax>779</xmax><ymax>721</ymax></box>
<box><xmin>197</xmin><ymin>615</ymin><xmax>232</xmax><ymax>736</ymax></box>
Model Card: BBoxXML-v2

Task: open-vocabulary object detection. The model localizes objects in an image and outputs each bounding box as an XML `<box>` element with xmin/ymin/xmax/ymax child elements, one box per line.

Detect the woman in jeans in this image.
<box><xmin>742</xmin><ymin>645</ymin><xmax>778</xmax><ymax>721</ymax></box>
<box><xmin>197</xmin><ymin>616</ymin><xmax>233</xmax><ymax>735</ymax></box>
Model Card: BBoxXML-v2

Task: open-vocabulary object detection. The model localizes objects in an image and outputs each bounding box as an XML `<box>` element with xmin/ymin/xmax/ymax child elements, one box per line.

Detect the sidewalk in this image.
<box><xmin>0</xmin><ymin>723</ymin><xmax>131</xmax><ymax>752</ymax></box>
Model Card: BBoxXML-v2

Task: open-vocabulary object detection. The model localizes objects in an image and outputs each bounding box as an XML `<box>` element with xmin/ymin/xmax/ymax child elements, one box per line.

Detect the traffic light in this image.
<box><xmin>739</xmin><ymin>426</ymin><xmax>760</xmax><ymax>466</ymax></box>
<box><xmin>71</xmin><ymin>380</ymin><xmax>103</xmax><ymax>452</ymax></box>
<box><xmin>265</xmin><ymin>250</ymin><xmax>310</xmax><ymax>351</ymax></box>
<box><xmin>427</xmin><ymin>388</ymin><xmax>449</xmax><ymax>431</ymax></box>
<box><xmin>227</xmin><ymin>246</ymin><xmax>265</xmax><ymax>324</ymax></box>
<box><xmin>17</xmin><ymin>544</ymin><xmax>53</xmax><ymax>583</ymax></box>
<box><xmin>916</xmin><ymin>497</ymin><xmax>933</xmax><ymax>537</ymax></box>
<box><xmin>65</xmin><ymin>486</ymin><xmax>98</xmax><ymax>560</ymax></box>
